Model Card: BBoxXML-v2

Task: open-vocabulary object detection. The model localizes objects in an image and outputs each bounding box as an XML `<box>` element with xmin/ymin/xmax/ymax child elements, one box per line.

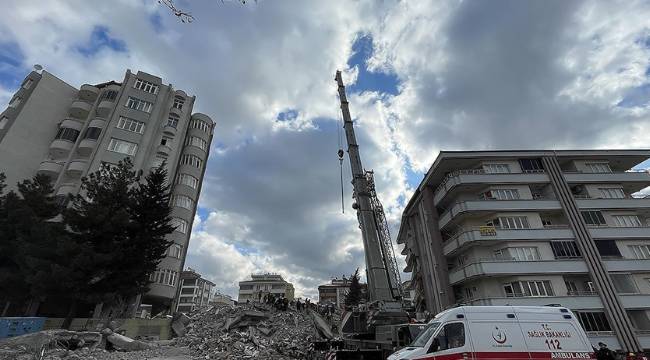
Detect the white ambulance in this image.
<box><xmin>388</xmin><ymin>306</ymin><xmax>596</xmax><ymax>360</ymax></box>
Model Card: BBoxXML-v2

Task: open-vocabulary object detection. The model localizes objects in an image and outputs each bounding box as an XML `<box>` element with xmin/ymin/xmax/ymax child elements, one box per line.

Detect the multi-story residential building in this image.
<box><xmin>175</xmin><ymin>268</ymin><xmax>215</xmax><ymax>313</ymax></box>
<box><xmin>238</xmin><ymin>273</ymin><xmax>295</xmax><ymax>302</ymax></box>
<box><xmin>0</xmin><ymin>68</ymin><xmax>214</xmax><ymax>314</ymax></box>
<box><xmin>211</xmin><ymin>293</ymin><xmax>235</xmax><ymax>306</ymax></box>
<box><xmin>397</xmin><ymin>150</ymin><xmax>650</xmax><ymax>352</ymax></box>
<box><xmin>401</xmin><ymin>280</ymin><xmax>415</xmax><ymax>308</ymax></box>
<box><xmin>318</xmin><ymin>277</ymin><xmax>368</xmax><ymax>308</ymax></box>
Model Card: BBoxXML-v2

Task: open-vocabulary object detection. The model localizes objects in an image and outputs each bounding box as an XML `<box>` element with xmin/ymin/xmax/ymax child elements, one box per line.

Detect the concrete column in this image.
<box><xmin>543</xmin><ymin>156</ymin><xmax>641</xmax><ymax>352</ymax></box>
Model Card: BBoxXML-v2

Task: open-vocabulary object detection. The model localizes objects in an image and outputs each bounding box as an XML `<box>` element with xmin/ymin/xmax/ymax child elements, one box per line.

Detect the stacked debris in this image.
<box><xmin>174</xmin><ymin>303</ymin><xmax>328</xmax><ymax>359</ymax></box>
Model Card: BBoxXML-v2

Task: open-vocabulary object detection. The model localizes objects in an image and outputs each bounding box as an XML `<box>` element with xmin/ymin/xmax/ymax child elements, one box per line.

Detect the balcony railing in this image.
<box><xmin>434</xmin><ymin>168</ymin><xmax>545</xmax><ymax>196</ymax></box>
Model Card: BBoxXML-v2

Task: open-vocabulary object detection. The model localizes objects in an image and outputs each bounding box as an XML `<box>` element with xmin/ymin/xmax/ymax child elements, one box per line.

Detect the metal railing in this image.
<box><xmin>434</xmin><ymin>168</ymin><xmax>545</xmax><ymax>196</ymax></box>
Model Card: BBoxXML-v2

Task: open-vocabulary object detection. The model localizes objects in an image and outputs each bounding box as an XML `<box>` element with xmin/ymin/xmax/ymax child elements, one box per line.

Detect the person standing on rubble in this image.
<box><xmin>296</xmin><ymin>299</ymin><xmax>302</xmax><ymax>311</ymax></box>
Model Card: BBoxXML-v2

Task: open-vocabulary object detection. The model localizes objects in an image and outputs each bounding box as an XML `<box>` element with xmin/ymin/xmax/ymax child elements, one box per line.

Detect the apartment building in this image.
<box><xmin>238</xmin><ymin>274</ymin><xmax>295</xmax><ymax>302</ymax></box>
<box><xmin>175</xmin><ymin>268</ymin><xmax>215</xmax><ymax>313</ymax></box>
<box><xmin>397</xmin><ymin>150</ymin><xmax>650</xmax><ymax>352</ymax></box>
<box><xmin>0</xmin><ymin>68</ymin><xmax>214</xmax><ymax>314</ymax></box>
<box><xmin>318</xmin><ymin>277</ymin><xmax>368</xmax><ymax>308</ymax></box>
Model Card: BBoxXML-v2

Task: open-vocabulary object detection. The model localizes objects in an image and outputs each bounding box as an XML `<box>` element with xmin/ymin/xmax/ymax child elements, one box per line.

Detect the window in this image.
<box><xmin>8</xmin><ymin>96</ymin><xmax>21</xmax><ymax>108</ymax></box>
<box><xmin>575</xmin><ymin>311</ymin><xmax>611</xmax><ymax>332</ymax></box>
<box><xmin>585</xmin><ymin>163</ymin><xmax>612</xmax><ymax>173</ymax></box>
<box><xmin>0</xmin><ymin>116</ymin><xmax>9</xmax><ymax>130</ymax></box>
<box><xmin>168</xmin><ymin>244</ymin><xmax>183</xmax><ymax>259</ymax></box>
<box><xmin>173</xmin><ymin>96</ymin><xmax>185</xmax><ymax>109</ymax></box>
<box><xmin>55</xmin><ymin>127</ymin><xmax>80</xmax><ymax>142</ymax></box>
<box><xmin>134</xmin><ymin>78</ymin><xmax>159</xmax><ymax>94</ymax></box>
<box><xmin>150</xmin><ymin>269</ymin><xmax>177</xmax><ymax>286</ymax></box>
<box><xmin>612</xmin><ymin>215</ymin><xmax>642</xmax><ymax>227</ymax></box>
<box><xmin>595</xmin><ymin>240</ymin><xmax>621</xmax><ymax>257</ymax></box>
<box><xmin>565</xmin><ymin>281</ymin><xmax>579</xmax><ymax>294</ymax></box>
<box><xmin>22</xmin><ymin>79</ymin><xmax>33</xmax><ymax>89</ymax></box>
<box><xmin>240</xmin><ymin>284</ymin><xmax>254</xmax><ymax>290</ymax></box>
<box><xmin>581</xmin><ymin>211</ymin><xmax>606</xmax><ymax>226</ymax></box>
<box><xmin>611</xmin><ymin>274</ymin><xmax>638</xmax><ymax>293</ymax></box>
<box><xmin>125</xmin><ymin>96</ymin><xmax>153</xmax><ymax>113</ymax></box>
<box><xmin>99</xmin><ymin>90</ymin><xmax>118</xmax><ymax>102</ymax></box>
<box><xmin>551</xmin><ymin>241</ymin><xmax>581</xmax><ymax>259</ymax></box>
<box><xmin>180</xmin><ymin>154</ymin><xmax>203</xmax><ymax>168</ymax></box>
<box><xmin>177</xmin><ymin>173</ymin><xmax>199</xmax><ymax>189</ymax></box>
<box><xmin>160</xmin><ymin>136</ymin><xmax>172</xmax><ymax>146</ymax></box>
<box><xmin>116</xmin><ymin>116</ymin><xmax>145</xmax><ymax>134</ymax></box>
<box><xmin>107</xmin><ymin>138</ymin><xmax>138</xmax><ymax>156</ymax></box>
<box><xmin>83</xmin><ymin>127</ymin><xmax>102</xmax><ymax>140</ymax></box>
<box><xmin>519</xmin><ymin>158</ymin><xmax>544</xmax><ymax>172</ymax></box>
<box><xmin>152</xmin><ymin>156</ymin><xmax>166</xmax><ymax>168</ymax></box>
<box><xmin>171</xmin><ymin>195</ymin><xmax>194</xmax><ymax>210</ymax></box>
<box><xmin>495</xmin><ymin>247</ymin><xmax>541</xmax><ymax>261</ymax></box>
<box><xmin>167</xmin><ymin>113</ymin><xmax>179</xmax><ymax>128</ymax></box>
<box><xmin>190</xmin><ymin>118</ymin><xmax>210</xmax><ymax>133</ymax></box>
<box><xmin>494</xmin><ymin>216</ymin><xmax>530</xmax><ymax>229</ymax></box>
<box><xmin>483</xmin><ymin>163</ymin><xmax>510</xmax><ymax>174</ymax></box>
<box><xmin>433</xmin><ymin>323</ymin><xmax>465</xmax><ymax>351</ymax></box>
<box><xmin>503</xmin><ymin>281</ymin><xmax>554</xmax><ymax>297</ymax></box>
<box><xmin>171</xmin><ymin>218</ymin><xmax>189</xmax><ymax>234</ymax></box>
<box><xmin>185</xmin><ymin>136</ymin><xmax>208</xmax><ymax>151</ymax></box>
<box><xmin>629</xmin><ymin>245</ymin><xmax>650</xmax><ymax>259</ymax></box>
<box><xmin>599</xmin><ymin>188</ymin><xmax>625</xmax><ymax>199</ymax></box>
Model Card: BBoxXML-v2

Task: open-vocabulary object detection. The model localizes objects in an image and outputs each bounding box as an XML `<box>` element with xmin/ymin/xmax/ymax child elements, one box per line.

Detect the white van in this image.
<box><xmin>388</xmin><ymin>306</ymin><xmax>596</xmax><ymax>360</ymax></box>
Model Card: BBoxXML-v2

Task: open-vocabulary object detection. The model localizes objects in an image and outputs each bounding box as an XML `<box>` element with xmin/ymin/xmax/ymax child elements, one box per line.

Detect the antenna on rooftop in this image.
<box><xmin>33</xmin><ymin>64</ymin><xmax>43</xmax><ymax>73</ymax></box>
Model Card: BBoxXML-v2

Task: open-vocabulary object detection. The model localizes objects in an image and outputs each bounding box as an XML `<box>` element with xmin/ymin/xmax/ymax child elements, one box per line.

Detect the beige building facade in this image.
<box><xmin>0</xmin><ymin>68</ymin><xmax>214</xmax><ymax>313</ymax></box>
<box><xmin>238</xmin><ymin>274</ymin><xmax>295</xmax><ymax>302</ymax></box>
<box><xmin>397</xmin><ymin>150</ymin><xmax>650</xmax><ymax>352</ymax></box>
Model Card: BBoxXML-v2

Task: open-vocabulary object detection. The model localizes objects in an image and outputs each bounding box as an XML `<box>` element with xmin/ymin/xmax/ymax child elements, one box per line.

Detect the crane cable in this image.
<box><xmin>337</xmin><ymin>102</ymin><xmax>345</xmax><ymax>214</ymax></box>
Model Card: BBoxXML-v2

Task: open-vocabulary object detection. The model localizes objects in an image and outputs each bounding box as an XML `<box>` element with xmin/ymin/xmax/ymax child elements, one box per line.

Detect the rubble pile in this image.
<box><xmin>174</xmin><ymin>303</ymin><xmax>327</xmax><ymax>359</ymax></box>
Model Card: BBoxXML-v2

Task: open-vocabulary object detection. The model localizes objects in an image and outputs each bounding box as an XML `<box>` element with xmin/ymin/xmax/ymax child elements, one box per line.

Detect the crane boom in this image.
<box><xmin>335</xmin><ymin>70</ymin><xmax>402</xmax><ymax>303</ymax></box>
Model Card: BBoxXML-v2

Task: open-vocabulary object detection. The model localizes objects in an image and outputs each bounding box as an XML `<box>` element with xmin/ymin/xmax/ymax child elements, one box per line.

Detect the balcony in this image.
<box><xmin>443</xmin><ymin>226</ymin><xmax>574</xmax><ymax>256</ymax></box>
<box><xmin>157</xmin><ymin>144</ymin><xmax>172</xmax><ymax>156</ymax></box>
<box><xmin>434</xmin><ymin>169</ymin><xmax>549</xmax><ymax>206</ymax></box>
<box><xmin>590</xmin><ymin>226</ymin><xmax>650</xmax><ymax>239</ymax></box>
<box><xmin>77</xmin><ymin>139</ymin><xmax>96</xmax><ymax>156</ymax></box>
<box><xmin>438</xmin><ymin>199</ymin><xmax>562</xmax><ymax>229</ymax></box>
<box><xmin>49</xmin><ymin>139</ymin><xmax>74</xmax><ymax>158</ymax></box>
<box><xmin>66</xmin><ymin>159</ymin><xmax>87</xmax><ymax>177</ymax></box>
<box><xmin>37</xmin><ymin>160</ymin><xmax>64</xmax><ymax>178</ymax></box>
<box><xmin>448</xmin><ymin>259</ymin><xmax>588</xmax><ymax>285</ymax></box>
<box><xmin>78</xmin><ymin>84</ymin><xmax>99</xmax><ymax>102</ymax></box>
<box><xmin>56</xmin><ymin>183</ymin><xmax>77</xmax><ymax>196</ymax></box>
<box><xmin>576</xmin><ymin>198</ymin><xmax>650</xmax><ymax>210</ymax></box>
<box><xmin>69</xmin><ymin>100</ymin><xmax>91</xmax><ymax>119</ymax></box>
<box><xmin>96</xmin><ymin>100</ymin><xmax>114</xmax><ymax>117</ymax></box>
<box><xmin>564</xmin><ymin>171</ymin><xmax>650</xmax><ymax>185</ymax></box>
<box><xmin>464</xmin><ymin>294</ymin><xmax>650</xmax><ymax>310</ymax></box>
<box><xmin>60</xmin><ymin>118</ymin><xmax>83</xmax><ymax>131</ymax></box>
<box><xmin>163</xmin><ymin>125</ymin><xmax>177</xmax><ymax>136</ymax></box>
<box><xmin>604</xmin><ymin>258</ymin><xmax>650</xmax><ymax>272</ymax></box>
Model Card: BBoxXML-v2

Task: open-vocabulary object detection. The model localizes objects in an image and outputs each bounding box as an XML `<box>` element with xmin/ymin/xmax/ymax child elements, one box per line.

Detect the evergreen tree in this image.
<box><xmin>344</xmin><ymin>268</ymin><xmax>363</xmax><ymax>308</ymax></box>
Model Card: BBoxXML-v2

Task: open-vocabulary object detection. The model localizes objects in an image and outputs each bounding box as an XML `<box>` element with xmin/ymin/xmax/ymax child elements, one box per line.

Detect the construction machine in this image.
<box><xmin>332</xmin><ymin>70</ymin><xmax>412</xmax><ymax>358</ymax></box>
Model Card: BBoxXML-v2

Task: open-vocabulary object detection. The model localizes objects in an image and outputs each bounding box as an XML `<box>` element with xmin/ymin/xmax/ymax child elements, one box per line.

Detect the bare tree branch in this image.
<box><xmin>158</xmin><ymin>0</ymin><xmax>254</xmax><ymax>23</ymax></box>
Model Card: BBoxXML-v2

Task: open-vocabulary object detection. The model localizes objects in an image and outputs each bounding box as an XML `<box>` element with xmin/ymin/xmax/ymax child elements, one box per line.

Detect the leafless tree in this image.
<box><xmin>158</xmin><ymin>0</ymin><xmax>252</xmax><ymax>23</ymax></box>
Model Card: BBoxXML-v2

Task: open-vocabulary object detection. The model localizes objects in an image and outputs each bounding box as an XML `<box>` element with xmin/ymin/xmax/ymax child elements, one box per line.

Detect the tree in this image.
<box><xmin>64</xmin><ymin>160</ymin><xmax>175</xmax><ymax>324</ymax></box>
<box><xmin>344</xmin><ymin>268</ymin><xmax>363</xmax><ymax>308</ymax></box>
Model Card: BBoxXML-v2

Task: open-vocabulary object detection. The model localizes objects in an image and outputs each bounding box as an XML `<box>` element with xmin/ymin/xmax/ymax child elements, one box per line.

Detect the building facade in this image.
<box><xmin>0</xmin><ymin>68</ymin><xmax>214</xmax><ymax>313</ymax></box>
<box><xmin>397</xmin><ymin>150</ymin><xmax>650</xmax><ymax>352</ymax></box>
<box><xmin>238</xmin><ymin>274</ymin><xmax>295</xmax><ymax>302</ymax></box>
<box><xmin>175</xmin><ymin>268</ymin><xmax>215</xmax><ymax>313</ymax></box>
<box><xmin>318</xmin><ymin>277</ymin><xmax>368</xmax><ymax>308</ymax></box>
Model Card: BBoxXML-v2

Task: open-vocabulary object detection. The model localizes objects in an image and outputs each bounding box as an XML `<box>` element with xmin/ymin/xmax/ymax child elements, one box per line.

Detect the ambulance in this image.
<box><xmin>388</xmin><ymin>306</ymin><xmax>597</xmax><ymax>360</ymax></box>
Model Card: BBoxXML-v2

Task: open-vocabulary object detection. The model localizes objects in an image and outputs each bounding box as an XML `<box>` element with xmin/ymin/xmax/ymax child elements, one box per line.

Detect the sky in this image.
<box><xmin>1</xmin><ymin>0</ymin><xmax>649</xmax><ymax>300</ymax></box>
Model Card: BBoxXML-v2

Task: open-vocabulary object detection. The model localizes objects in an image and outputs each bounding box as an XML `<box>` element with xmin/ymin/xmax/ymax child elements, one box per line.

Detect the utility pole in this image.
<box><xmin>335</xmin><ymin>70</ymin><xmax>394</xmax><ymax>303</ymax></box>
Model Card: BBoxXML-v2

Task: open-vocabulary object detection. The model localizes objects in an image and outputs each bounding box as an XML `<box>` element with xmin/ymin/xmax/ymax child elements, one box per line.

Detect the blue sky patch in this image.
<box><xmin>346</xmin><ymin>34</ymin><xmax>400</xmax><ymax>95</ymax></box>
<box><xmin>405</xmin><ymin>166</ymin><xmax>424</xmax><ymax>189</ymax></box>
<box><xmin>76</xmin><ymin>26</ymin><xmax>127</xmax><ymax>57</ymax></box>
<box><xmin>149</xmin><ymin>13</ymin><xmax>164</xmax><ymax>32</ymax></box>
<box><xmin>276</xmin><ymin>109</ymin><xmax>299</xmax><ymax>122</ymax></box>
<box><xmin>617</xmin><ymin>83</ymin><xmax>650</xmax><ymax>108</ymax></box>
<box><xmin>0</xmin><ymin>41</ymin><xmax>26</xmax><ymax>89</ymax></box>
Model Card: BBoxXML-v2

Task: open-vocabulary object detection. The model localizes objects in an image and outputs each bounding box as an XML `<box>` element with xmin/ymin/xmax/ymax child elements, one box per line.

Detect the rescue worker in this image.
<box><xmin>595</xmin><ymin>342</ymin><xmax>615</xmax><ymax>360</ymax></box>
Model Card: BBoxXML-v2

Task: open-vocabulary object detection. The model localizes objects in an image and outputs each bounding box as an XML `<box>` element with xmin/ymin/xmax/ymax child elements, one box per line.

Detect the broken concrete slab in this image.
<box><xmin>106</xmin><ymin>332</ymin><xmax>153</xmax><ymax>351</ymax></box>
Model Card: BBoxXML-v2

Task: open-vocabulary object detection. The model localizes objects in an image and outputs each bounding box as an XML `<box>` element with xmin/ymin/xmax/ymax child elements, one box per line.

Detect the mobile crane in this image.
<box><xmin>334</xmin><ymin>71</ymin><xmax>414</xmax><ymax>358</ymax></box>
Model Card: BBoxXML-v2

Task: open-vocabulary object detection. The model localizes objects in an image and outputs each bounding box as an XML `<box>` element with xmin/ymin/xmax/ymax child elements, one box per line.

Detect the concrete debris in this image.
<box><xmin>106</xmin><ymin>333</ymin><xmax>153</xmax><ymax>351</ymax></box>
<box><xmin>174</xmin><ymin>303</ymin><xmax>328</xmax><ymax>359</ymax></box>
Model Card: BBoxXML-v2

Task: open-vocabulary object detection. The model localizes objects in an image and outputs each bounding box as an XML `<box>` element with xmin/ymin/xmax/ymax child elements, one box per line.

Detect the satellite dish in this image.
<box><xmin>33</xmin><ymin>64</ymin><xmax>43</xmax><ymax>73</ymax></box>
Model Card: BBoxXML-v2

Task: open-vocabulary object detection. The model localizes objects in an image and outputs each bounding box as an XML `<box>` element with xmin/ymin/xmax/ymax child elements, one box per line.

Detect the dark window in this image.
<box><xmin>83</xmin><ymin>127</ymin><xmax>102</xmax><ymax>140</ymax></box>
<box><xmin>595</xmin><ymin>240</ymin><xmax>621</xmax><ymax>257</ymax></box>
<box><xmin>576</xmin><ymin>311</ymin><xmax>611</xmax><ymax>332</ymax></box>
<box><xmin>167</xmin><ymin>114</ymin><xmax>179</xmax><ymax>128</ymax></box>
<box><xmin>55</xmin><ymin>128</ymin><xmax>80</xmax><ymax>142</ymax></box>
<box><xmin>581</xmin><ymin>211</ymin><xmax>606</xmax><ymax>226</ymax></box>
<box><xmin>99</xmin><ymin>90</ymin><xmax>118</xmax><ymax>102</ymax></box>
<box><xmin>433</xmin><ymin>322</ymin><xmax>465</xmax><ymax>351</ymax></box>
<box><xmin>519</xmin><ymin>158</ymin><xmax>544</xmax><ymax>172</ymax></box>
<box><xmin>551</xmin><ymin>241</ymin><xmax>581</xmax><ymax>259</ymax></box>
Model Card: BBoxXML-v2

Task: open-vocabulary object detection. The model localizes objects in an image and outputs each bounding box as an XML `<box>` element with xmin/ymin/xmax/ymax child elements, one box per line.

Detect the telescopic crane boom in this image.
<box><xmin>335</xmin><ymin>70</ymin><xmax>402</xmax><ymax>303</ymax></box>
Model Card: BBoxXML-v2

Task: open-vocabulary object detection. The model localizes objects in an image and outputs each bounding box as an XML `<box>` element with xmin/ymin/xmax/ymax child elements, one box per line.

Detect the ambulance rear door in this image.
<box><xmin>465</xmin><ymin>310</ymin><xmax>530</xmax><ymax>360</ymax></box>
